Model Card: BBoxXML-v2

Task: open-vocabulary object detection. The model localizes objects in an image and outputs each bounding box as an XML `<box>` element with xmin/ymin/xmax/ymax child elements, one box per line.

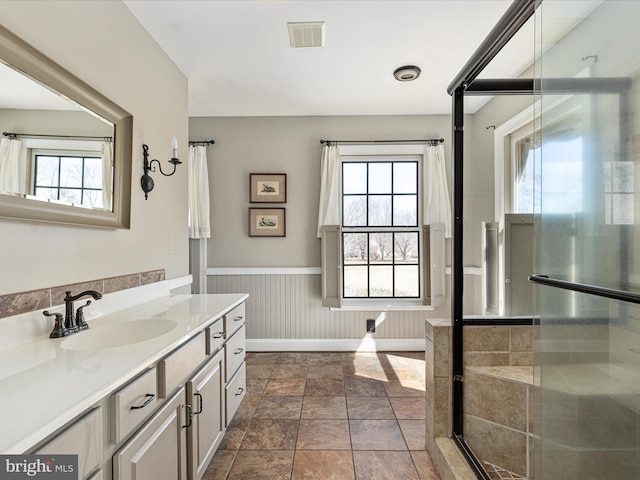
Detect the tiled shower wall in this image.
<box><xmin>0</xmin><ymin>269</ymin><xmax>165</xmax><ymax>319</ymax></box>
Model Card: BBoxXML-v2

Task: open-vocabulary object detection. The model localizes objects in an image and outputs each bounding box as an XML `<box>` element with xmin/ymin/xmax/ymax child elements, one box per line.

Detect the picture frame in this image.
<box><xmin>249</xmin><ymin>208</ymin><xmax>286</xmax><ymax>237</ymax></box>
<box><xmin>250</xmin><ymin>173</ymin><xmax>287</xmax><ymax>203</ymax></box>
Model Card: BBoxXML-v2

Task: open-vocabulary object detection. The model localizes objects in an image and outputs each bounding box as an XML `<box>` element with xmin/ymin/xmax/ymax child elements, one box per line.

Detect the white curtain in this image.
<box><xmin>101</xmin><ymin>140</ymin><xmax>114</xmax><ymax>210</ymax></box>
<box><xmin>424</xmin><ymin>143</ymin><xmax>452</xmax><ymax>238</ymax></box>
<box><xmin>188</xmin><ymin>145</ymin><xmax>211</xmax><ymax>239</ymax></box>
<box><xmin>0</xmin><ymin>137</ymin><xmax>27</xmax><ymax>195</ymax></box>
<box><xmin>316</xmin><ymin>144</ymin><xmax>341</xmax><ymax>238</ymax></box>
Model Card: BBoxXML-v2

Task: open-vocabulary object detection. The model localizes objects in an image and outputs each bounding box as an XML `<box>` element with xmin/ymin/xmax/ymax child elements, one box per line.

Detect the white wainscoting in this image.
<box><xmin>207</xmin><ymin>269</ymin><xmax>429</xmax><ymax>350</ymax></box>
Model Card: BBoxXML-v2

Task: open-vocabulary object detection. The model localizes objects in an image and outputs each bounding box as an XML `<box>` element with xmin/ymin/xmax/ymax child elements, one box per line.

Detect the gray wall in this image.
<box><xmin>0</xmin><ymin>1</ymin><xmax>189</xmax><ymax>295</ymax></box>
<box><xmin>191</xmin><ymin>114</ymin><xmax>483</xmax><ymax>340</ymax></box>
<box><xmin>189</xmin><ymin>114</ymin><xmax>453</xmax><ymax>268</ymax></box>
<box><xmin>0</xmin><ymin>109</ymin><xmax>113</xmax><ymax>137</ymax></box>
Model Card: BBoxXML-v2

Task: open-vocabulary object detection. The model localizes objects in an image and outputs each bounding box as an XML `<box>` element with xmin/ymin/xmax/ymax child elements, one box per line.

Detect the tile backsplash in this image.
<box><xmin>0</xmin><ymin>269</ymin><xmax>165</xmax><ymax>319</ymax></box>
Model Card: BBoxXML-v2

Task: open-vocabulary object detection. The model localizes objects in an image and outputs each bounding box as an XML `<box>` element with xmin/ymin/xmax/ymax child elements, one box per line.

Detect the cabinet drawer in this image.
<box><xmin>224</xmin><ymin>303</ymin><xmax>245</xmax><ymax>339</ymax></box>
<box><xmin>110</xmin><ymin>367</ymin><xmax>158</xmax><ymax>444</ymax></box>
<box><xmin>225</xmin><ymin>363</ymin><xmax>246</xmax><ymax>427</ymax></box>
<box><xmin>158</xmin><ymin>332</ymin><xmax>206</xmax><ymax>398</ymax></box>
<box><xmin>37</xmin><ymin>407</ymin><xmax>102</xmax><ymax>480</ymax></box>
<box><xmin>205</xmin><ymin>318</ymin><xmax>225</xmax><ymax>355</ymax></box>
<box><xmin>225</xmin><ymin>325</ymin><xmax>246</xmax><ymax>382</ymax></box>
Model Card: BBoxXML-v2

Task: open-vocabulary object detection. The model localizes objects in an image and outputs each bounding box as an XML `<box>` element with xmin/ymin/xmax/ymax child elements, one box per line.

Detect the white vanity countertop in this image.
<box><xmin>0</xmin><ymin>292</ymin><xmax>248</xmax><ymax>454</ymax></box>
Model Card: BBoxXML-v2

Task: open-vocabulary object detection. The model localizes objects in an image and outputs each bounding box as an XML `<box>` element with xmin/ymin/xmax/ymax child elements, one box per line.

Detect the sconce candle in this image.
<box><xmin>171</xmin><ymin>136</ymin><xmax>178</xmax><ymax>159</ymax></box>
<box><xmin>141</xmin><ymin>141</ymin><xmax>182</xmax><ymax>200</ymax></box>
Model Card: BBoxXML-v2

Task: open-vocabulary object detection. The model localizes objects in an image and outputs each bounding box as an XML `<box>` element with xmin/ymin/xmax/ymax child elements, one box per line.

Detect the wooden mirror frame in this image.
<box><xmin>0</xmin><ymin>24</ymin><xmax>132</xmax><ymax>228</ymax></box>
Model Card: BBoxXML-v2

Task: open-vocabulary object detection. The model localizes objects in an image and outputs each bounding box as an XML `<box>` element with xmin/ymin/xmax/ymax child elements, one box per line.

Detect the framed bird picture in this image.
<box><xmin>249</xmin><ymin>173</ymin><xmax>287</xmax><ymax>203</ymax></box>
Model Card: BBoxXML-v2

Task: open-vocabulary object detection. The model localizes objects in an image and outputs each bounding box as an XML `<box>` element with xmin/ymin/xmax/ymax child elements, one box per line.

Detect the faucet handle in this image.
<box><xmin>75</xmin><ymin>300</ymin><xmax>92</xmax><ymax>330</ymax></box>
<box><xmin>43</xmin><ymin>310</ymin><xmax>68</xmax><ymax>338</ymax></box>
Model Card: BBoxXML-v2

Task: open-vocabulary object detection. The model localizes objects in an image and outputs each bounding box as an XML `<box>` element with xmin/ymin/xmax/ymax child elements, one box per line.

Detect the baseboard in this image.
<box><xmin>246</xmin><ymin>338</ymin><xmax>425</xmax><ymax>352</ymax></box>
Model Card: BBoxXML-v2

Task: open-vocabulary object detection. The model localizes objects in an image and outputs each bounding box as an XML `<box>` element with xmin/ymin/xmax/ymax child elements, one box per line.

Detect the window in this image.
<box><xmin>33</xmin><ymin>152</ymin><xmax>104</xmax><ymax>208</ymax></box>
<box><xmin>603</xmin><ymin>159</ymin><xmax>634</xmax><ymax>224</ymax></box>
<box><xmin>341</xmin><ymin>158</ymin><xmax>421</xmax><ymax>299</ymax></box>
<box><xmin>508</xmin><ymin>116</ymin><xmax>585</xmax><ymax>215</ymax></box>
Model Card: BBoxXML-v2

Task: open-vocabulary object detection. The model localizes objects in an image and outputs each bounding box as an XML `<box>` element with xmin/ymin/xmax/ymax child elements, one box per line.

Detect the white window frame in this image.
<box><xmin>334</xmin><ymin>144</ymin><xmax>436</xmax><ymax>309</ymax></box>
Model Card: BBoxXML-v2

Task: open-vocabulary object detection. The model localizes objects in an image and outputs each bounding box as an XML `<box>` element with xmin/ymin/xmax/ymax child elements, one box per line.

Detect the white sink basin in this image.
<box><xmin>60</xmin><ymin>319</ymin><xmax>178</xmax><ymax>351</ymax></box>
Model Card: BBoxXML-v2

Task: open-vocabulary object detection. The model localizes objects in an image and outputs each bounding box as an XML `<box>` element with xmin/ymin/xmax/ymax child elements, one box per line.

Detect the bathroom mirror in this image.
<box><xmin>0</xmin><ymin>25</ymin><xmax>132</xmax><ymax>228</ymax></box>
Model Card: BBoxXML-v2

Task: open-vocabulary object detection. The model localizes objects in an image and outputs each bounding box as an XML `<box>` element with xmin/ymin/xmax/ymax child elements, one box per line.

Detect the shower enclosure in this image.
<box><xmin>448</xmin><ymin>1</ymin><xmax>640</xmax><ymax>479</ymax></box>
<box><xmin>533</xmin><ymin>1</ymin><xmax>640</xmax><ymax>478</ymax></box>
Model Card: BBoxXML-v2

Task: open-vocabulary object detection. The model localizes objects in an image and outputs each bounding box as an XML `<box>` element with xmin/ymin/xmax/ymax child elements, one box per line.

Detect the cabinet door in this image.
<box><xmin>113</xmin><ymin>387</ymin><xmax>188</xmax><ymax>480</ymax></box>
<box><xmin>37</xmin><ymin>407</ymin><xmax>102</xmax><ymax>480</ymax></box>
<box><xmin>187</xmin><ymin>349</ymin><xmax>225</xmax><ymax>480</ymax></box>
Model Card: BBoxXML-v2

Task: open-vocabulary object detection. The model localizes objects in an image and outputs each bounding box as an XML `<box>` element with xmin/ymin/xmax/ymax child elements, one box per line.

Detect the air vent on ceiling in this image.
<box><xmin>287</xmin><ymin>21</ymin><xmax>325</xmax><ymax>48</ymax></box>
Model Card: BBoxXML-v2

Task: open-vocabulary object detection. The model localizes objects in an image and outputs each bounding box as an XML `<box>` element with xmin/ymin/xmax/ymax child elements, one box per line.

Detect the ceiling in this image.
<box><xmin>124</xmin><ymin>0</ymin><xmax>536</xmax><ymax>117</ymax></box>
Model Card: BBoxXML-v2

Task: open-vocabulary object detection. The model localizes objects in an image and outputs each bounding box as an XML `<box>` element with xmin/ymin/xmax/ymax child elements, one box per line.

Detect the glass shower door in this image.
<box><xmin>535</xmin><ymin>1</ymin><xmax>640</xmax><ymax>479</ymax></box>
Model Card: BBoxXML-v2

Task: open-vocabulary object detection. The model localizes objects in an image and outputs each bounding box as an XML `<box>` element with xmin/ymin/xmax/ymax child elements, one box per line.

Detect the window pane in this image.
<box><xmin>34</xmin><ymin>187</ymin><xmax>57</xmax><ymax>201</ymax></box>
<box><xmin>393</xmin><ymin>163</ymin><xmax>417</xmax><ymax>193</ymax></box>
<box><xmin>369</xmin><ymin>163</ymin><xmax>391</xmax><ymax>193</ymax></box>
<box><xmin>83</xmin><ymin>157</ymin><xmax>103</xmax><ymax>188</ymax></box>
<box><xmin>344</xmin><ymin>266</ymin><xmax>368</xmax><ymax>297</ymax></box>
<box><xmin>612</xmin><ymin>193</ymin><xmax>633</xmax><ymax>224</ymax></box>
<box><xmin>368</xmin><ymin>196</ymin><xmax>391</xmax><ymax>226</ymax></box>
<box><xmin>344</xmin><ymin>195</ymin><xmax>367</xmax><ymax>226</ymax></box>
<box><xmin>394</xmin><ymin>232</ymin><xmax>419</xmax><ymax>263</ymax></box>
<box><xmin>393</xmin><ymin>195</ymin><xmax>417</xmax><ymax>226</ymax></box>
<box><xmin>370</xmin><ymin>233</ymin><xmax>392</xmax><ymax>263</ymax></box>
<box><xmin>516</xmin><ymin>148</ymin><xmax>536</xmax><ymax>214</ymax></box>
<box><xmin>82</xmin><ymin>189</ymin><xmax>103</xmax><ymax>209</ymax></box>
<box><xmin>344</xmin><ymin>233</ymin><xmax>368</xmax><ymax>264</ymax></box>
<box><xmin>343</xmin><ymin>163</ymin><xmax>367</xmax><ymax>194</ymax></box>
<box><xmin>35</xmin><ymin>156</ymin><xmax>59</xmax><ymax>187</ymax></box>
<box><xmin>540</xmin><ymin>138</ymin><xmax>583</xmax><ymax>214</ymax></box>
<box><xmin>370</xmin><ymin>266</ymin><xmax>393</xmax><ymax>297</ymax></box>
<box><xmin>59</xmin><ymin>157</ymin><xmax>83</xmax><ymax>187</ymax></box>
<box><xmin>59</xmin><ymin>189</ymin><xmax>81</xmax><ymax>205</ymax></box>
<box><xmin>394</xmin><ymin>265</ymin><xmax>419</xmax><ymax>297</ymax></box>
<box><xmin>612</xmin><ymin>162</ymin><xmax>633</xmax><ymax>193</ymax></box>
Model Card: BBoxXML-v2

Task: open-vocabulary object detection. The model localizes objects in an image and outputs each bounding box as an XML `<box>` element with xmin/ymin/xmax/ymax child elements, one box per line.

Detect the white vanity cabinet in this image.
<box><xmin>112</xmin><ymin>300</ymin><xmax>247</xmax><ymax>480</ymax></box>
<box><xmin>15</xmin><ymin>297</ymin><xmax>248</xmax><ymax>480</ymax></box>
<box><xmin>186</xmin><ymin>348</ymin><xmax>225</xmax><ymax>480</ymax></box>
<box><xmin>112</xmin><ymin>386</ymin><xmax>189</xmax><ymax>480</ymax></box>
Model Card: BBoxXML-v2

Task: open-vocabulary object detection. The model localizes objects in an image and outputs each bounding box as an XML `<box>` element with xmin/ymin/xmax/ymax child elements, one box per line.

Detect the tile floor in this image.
<box><xmin>203</xmin><ymin>351</ymin><xmax>440</xmax><ymax>480</ymax></box>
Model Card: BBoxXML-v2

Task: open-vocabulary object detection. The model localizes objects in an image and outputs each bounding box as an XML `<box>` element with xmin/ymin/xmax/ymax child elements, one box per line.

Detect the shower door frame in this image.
<box><xmin>447</xmin><ymin>0</ymin><xmax>633</xmax><ymax>478</ymax></box>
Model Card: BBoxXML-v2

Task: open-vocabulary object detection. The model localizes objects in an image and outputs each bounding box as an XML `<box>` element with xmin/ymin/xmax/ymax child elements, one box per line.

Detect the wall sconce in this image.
<box><xmin>141</xmin><ymin>136</ymin><xmax>181</xmax><ymax>200</ymax></box>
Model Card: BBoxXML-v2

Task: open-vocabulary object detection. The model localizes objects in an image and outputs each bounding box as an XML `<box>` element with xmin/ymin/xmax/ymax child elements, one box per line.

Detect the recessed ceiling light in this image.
<box><xmin>394</xmin><ymin>65</ymin><xmax>421</xmax><ymax>82</ymax></box>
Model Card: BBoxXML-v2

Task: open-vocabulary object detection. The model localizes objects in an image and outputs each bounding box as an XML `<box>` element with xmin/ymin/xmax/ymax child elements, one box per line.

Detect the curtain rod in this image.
<box><xmin>320</xmin><ymin>138</ymin><xmax>444</xmax><ymax>146</ymax></box>
<box><xmin>188</xmin><ymin>140</ymin><xmax>215</xmax><ymax>146</ymax></box>
<box><xmin>3</xmin><ymin>131</ymin><xmax>113</xmax><ymax>142</ymax></box>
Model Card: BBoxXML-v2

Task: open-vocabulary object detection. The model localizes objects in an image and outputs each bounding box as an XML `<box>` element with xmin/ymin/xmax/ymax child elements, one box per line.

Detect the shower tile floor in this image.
<box><xmin>482</xmin><ymin>461</ymin><xmax>526</xmax><ymax>480</ymax></box>
<box><xmin>203</xmin><ymin>351</ymin><xmax>440</xmax><ymax>480</ymax></box>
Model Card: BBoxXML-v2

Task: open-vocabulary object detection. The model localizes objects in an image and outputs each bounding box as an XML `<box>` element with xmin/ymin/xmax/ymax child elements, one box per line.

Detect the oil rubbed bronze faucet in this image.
<box><xmin>43</xmin><ymin>290</ymin><xmax>103</xmax><ymax>338</ymax></box>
